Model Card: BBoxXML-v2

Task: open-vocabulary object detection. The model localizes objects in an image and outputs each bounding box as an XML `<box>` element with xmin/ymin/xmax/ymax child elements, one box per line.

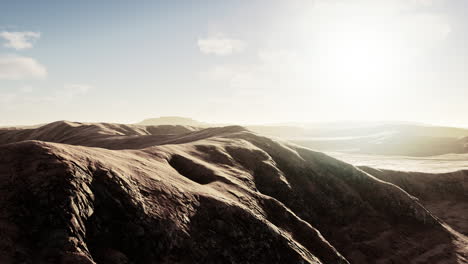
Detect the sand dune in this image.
<box><xmin>0</xmin><ymin>121</ymin><xmax>466</xmax><ymax>263</ymax></box>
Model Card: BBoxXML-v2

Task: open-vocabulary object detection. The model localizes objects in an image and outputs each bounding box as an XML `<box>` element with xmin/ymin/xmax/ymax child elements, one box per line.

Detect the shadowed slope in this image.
<box><xmin>360</xmin><ymin>166</ymin><xmax>468</xmax><ymax>237</ymax></box>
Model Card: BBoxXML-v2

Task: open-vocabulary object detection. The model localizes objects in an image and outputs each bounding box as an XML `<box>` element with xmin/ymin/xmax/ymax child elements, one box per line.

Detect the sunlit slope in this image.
<box><xmin>361</xmin><ymin>166</ymin><xmax>468</xmax><ymax>238</ymax></box>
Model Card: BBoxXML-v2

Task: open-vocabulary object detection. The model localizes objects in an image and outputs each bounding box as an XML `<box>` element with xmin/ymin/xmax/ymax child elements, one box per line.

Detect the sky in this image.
<box><xmin>1</xmin><ymin>0</ymin><xmax>468</xmax><ymax>126</ymax></box>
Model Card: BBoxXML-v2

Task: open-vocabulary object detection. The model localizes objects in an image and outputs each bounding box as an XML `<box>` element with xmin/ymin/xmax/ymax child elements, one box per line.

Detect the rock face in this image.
<box><xmin>0</xmin><ymin>121</ymin><xmax>466</xmax><ymax>264</ymax></box>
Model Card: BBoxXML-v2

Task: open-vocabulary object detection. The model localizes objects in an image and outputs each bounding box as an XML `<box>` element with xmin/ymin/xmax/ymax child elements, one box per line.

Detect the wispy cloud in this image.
<box><xmin>198</xmin><ymin>34</ymin><xmax>246</xmax><ymax>56</ymax></box>
<box><xmin>0</xmin><ymin>31</ymin><xmax>41</xmax><ymax>50</ymax></box>
<box><xmin>0</xmin><ymin>84</ymin><xmax>93</xmax><ymax>111</ymax></box>
<box><xmin>200</xmin><ymin>49</ymin><xmax>308</xmax><ymax>95</ymax></box>
<box><xmin>0</xmin><ymin>54</ymin><xmax>47</xmax><ymax>80</ymax></box>
<box><xmin>60</xmin><ymin>84</ymin><xmax>92</xmax><ymax>99</ymax></box>
<box><xmin>408</xmin><ymin>0</ymin><xmax>445</xmax><ymax>7</ymax></box>
<box><xmin>30</xmin><ymin>84</ymin><xmax>93</xmax><ymax>102</ymax></box>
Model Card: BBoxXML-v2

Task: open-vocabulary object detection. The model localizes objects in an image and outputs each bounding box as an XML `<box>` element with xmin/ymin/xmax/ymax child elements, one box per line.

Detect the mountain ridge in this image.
<box><xmin>0</xmin><ymin>121</ymin><xmax>466</xmax><ymax>263</ymax></box>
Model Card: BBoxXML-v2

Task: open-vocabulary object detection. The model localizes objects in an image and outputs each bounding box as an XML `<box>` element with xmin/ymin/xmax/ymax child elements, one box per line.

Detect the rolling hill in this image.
<box><xmin>0</xmin><ymin>121</ymin><xmax>466</xmax><ymax>263</ymax></box>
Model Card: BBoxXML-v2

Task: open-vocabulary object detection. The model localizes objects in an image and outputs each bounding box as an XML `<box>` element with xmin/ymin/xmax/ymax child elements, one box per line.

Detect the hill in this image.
<box><xmin>137</xmin><ymin>116</ymin><xmax>209</xmax><ymax>127</ymax></box>
<box><xmin>0</xmin><ymin>121</ymin><xmax>466</xmax><ymax>263</ymax></box>
<box><xmin>250</xmin><ymin>123</ymin><xmax>468</xmax><ymax>156</ymax></box>
<box><xmin>133</xmin><ymin>118</ymin><xmax>468</xmax><ymax>156</ymax></box>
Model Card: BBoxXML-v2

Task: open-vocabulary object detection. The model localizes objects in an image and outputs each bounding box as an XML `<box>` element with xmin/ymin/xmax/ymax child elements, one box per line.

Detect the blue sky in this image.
<box><xmin>1</xmin><ymin>0</ymin><xmax>468</xmax><ymax>126</ymax></box>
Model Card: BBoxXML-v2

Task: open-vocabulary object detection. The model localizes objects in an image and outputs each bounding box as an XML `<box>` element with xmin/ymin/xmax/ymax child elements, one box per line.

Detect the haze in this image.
<box><xmin>1</xmin><ymin>0</ymin><xmax>467</xmax><ymax>126</ymax></box>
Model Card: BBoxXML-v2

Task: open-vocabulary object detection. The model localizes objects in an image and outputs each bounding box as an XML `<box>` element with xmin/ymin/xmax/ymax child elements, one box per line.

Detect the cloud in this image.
<box><xmin>301</xmin><ymin>0</ymin><xmax>451</xmax><ymax>60</ymax></box>
<box><xmin>60</xmin><ymin>84</ymin><xmax>92</xmax><ymax>99</ymax></box>
<box><xmin>34</xmin><ymin>84</ymin><xmax>93</xmax><ymax>102</ymax></box>
<box><xmin>0</xmin><ymin>31</ymin><xmax>41</xmax><ymax>50</ymax></box>
<box><xmin>0</xmin><ymin>84</ymin><xmax>93</xmax><ymax>113</ymax></box>
<box><xmin>408</xmin><ymin>0</ymin><xmax>445</xmax><ymax>7</ymax></box>
<box><xmin>201</xmin><ymin>49</ymin><xmax>308</xmax><ymax>94</ymax></box>
<box><xmin>199</xmin><ymin>1</ymin><xmax>451</xmax><ymax>105</ymax></box>
<box><xmin>0</xmin><ymin>54</ymin><xmax>47</xmax><ymax>80</ymax></box>
<box><xmin>0</xmin><ymin>92</ymin><xmax>17</xmax><ymax>104</ymax></box>
<box><xmin>19</xmin><ymin>86</ymin><xmax>33</xmax><ymax>93</ymax></box>
<box><xmin>198</xmin><ymin>35</ymin><xmax>246</xmax><ymax>56</ymax></box>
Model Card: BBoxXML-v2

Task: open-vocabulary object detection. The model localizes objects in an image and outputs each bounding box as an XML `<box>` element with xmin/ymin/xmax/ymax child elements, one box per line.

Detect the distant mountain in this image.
<box><xmin>248</xmin><ymin>123</ymin><xmax>468</xmax><ymax>156</ymax></box>
<box><xmin>133</xmin><ymin>118</ymin><xmax>468</xmax><ymax>156</ymax></box>
<box><xmin>137</xmin><ymin>116</ymin><xmax>210</xmax><ymax>127</ymax></box>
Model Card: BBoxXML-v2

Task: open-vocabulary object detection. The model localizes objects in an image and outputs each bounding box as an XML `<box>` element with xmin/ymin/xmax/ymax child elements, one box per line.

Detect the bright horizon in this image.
<box><xmin>1</xmin><ymin>0</ymin><xmax>468</xmax><ymax>127</ymax></box>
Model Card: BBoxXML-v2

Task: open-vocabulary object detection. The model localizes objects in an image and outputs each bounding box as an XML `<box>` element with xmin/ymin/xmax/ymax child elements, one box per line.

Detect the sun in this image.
<box><xmin>315</xmin><ymin>26</ymin><xmax>401</xmax><ymax>104</ymax></box>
